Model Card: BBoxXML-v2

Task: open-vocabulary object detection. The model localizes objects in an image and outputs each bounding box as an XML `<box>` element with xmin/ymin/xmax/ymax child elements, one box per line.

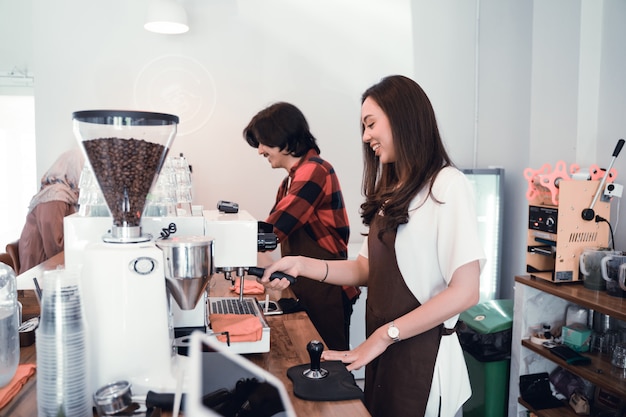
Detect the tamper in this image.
<box><xmin>303</xmin><ymin>340</ymin><xmax>329</xmax><ymax>379</ymax></box>
<box><xmin>287</xmin><ymin>340</ymin><xmax>364</xmax><ymax>401</ymax></box>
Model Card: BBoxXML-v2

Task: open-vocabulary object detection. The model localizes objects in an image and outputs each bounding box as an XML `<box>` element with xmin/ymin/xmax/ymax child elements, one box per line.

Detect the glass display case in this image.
<box><xmin>462</xmin><ymin>168</ymin><xmax>505</xmax><ymax>301</ymax></box>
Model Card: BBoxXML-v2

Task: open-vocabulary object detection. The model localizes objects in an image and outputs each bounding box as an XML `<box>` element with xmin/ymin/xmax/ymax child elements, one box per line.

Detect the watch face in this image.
<box><xmin>388</xmin><ymin>325</ymin><xmax>400</xmax><ymax>339</ymax></box>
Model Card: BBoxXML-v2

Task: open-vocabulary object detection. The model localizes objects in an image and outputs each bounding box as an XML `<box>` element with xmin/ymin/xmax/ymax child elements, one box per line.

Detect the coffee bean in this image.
<box><xmin>82</xmin><ymin>137</ymin><xmax>166</xmax><ymax>227</ymax></box>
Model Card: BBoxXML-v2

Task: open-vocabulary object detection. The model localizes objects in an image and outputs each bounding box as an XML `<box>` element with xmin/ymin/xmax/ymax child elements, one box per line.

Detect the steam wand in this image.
<box><xmin>581</xmin><ymin>139</ymin><xmax>625</xmax><ymax>221</ymax></box>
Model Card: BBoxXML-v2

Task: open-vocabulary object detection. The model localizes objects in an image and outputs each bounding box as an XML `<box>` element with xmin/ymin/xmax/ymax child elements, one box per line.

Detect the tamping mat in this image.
<box><xmin>287</xmin><ymin>361</ymin><xmax>364</xmax><ymax>402</ymax></box>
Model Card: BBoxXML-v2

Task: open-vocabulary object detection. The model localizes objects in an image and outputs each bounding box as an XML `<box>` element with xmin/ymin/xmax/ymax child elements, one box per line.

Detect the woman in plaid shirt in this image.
<box><xmin>244</xmin><ymin>102</ymin><xmax>359</xmax><ymax>351</ymax></box>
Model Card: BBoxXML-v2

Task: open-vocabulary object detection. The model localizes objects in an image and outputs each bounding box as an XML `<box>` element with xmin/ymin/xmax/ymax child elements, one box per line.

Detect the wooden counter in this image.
<box><xmin>6</xmin><ymin>252</ymin><xmax>370</xmax><ymax>417</ymax></box>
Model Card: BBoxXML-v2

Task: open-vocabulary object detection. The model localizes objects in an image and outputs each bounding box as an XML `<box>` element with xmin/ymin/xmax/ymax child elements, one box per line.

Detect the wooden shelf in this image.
<box><xmin>521</xmin><ymin>340</ymin><xmax>626</xmax><ymax>398</ymax></box>
<box><xmin>515</xmin><ymin>275</ymin><xmax>626</xmax><ymax>417</ymax></box>
<box><xmin>517</xmin><ymin>397</ymin><xmax>575</xmax><ymax>417</ymax></box>
<box><xmin>515</xmin><ymin>275</ymin><xmax>626</xmax><ymax>322</ymax></box>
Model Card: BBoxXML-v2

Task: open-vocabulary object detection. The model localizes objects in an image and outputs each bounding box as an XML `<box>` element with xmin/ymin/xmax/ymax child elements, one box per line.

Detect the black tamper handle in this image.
<box><xmin>307</xmin><ymin>340</ymin><xmax>324</xmax><ymax>372</ymax></box>
<box><xmin>303</xmin><ymin>340</ymin><xmax>329</xmax><ymax>379</ymax></box>
<box><xmin>145</xmin><ymin>391</ymin><xmax>184</xmax><ymax>411</ymax></box>
<box><xmin>247</xmin><ymin>266</ymin><xmax>297</xmax><ymax>285</ymax></box>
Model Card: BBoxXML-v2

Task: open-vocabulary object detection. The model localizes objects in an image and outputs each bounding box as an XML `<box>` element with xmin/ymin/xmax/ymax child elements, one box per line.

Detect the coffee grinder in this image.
<box><xmin>69</xmin><ymin>110</ymin><xmax>199</xmax><ymax>398</ymax></box>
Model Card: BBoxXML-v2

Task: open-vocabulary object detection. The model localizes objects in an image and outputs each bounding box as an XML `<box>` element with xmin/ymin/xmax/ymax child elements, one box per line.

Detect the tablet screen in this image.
<box><xmin>186</xmin><ymin>332</ymin><xmax>296</xmax><ymax>417</ymax></box>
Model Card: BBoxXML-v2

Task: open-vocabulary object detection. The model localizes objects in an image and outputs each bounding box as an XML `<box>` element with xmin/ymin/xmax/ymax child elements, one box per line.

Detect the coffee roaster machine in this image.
<box><xmin>525</xmin><ymin>140</ymin><xmax>624</xmax><ymax>283</ymax></box>
<box><xmin>526</xmin><ymin>180</ymin><xmax>611</xmax><ymax>282</ymax></box>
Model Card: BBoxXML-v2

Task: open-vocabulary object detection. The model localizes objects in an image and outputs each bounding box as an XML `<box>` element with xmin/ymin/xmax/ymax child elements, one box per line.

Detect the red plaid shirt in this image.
<box><xmin>268</xmin><ymin>150</ymin><xmax>359</xmax><ymax>300</ymax></box>
<box><xmin>268</xmin><ymin>149</ymin><xmax>350</xmax><ymax>257</ymax></box>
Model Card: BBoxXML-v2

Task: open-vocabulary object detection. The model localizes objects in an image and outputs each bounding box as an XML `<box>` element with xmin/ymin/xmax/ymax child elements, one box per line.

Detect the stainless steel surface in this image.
<box><xmin>157</xmin><ymin>236</ymin><xmax>214</xmax><ymax>310</ymax></box>
<box><xmin>94</xmin><ymin>380</ymin><xmax>133</xmax><ymax>416</ymax></box>
<box><xmin>593</xmin><ymin>310</ymin><xmax>619</xmax><ymax>333</ymax></box>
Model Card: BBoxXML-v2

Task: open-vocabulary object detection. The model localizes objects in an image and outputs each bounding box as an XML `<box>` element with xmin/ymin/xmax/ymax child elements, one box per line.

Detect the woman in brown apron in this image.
<box><xmin>364</xmin><ymin>216</ymin><xmax>442</xmax><ymax>416</ymax></box>
<box><xmin>258</xmin><ymin>75</ymin><xmax>485</xmax><ymax>417</ymax></box>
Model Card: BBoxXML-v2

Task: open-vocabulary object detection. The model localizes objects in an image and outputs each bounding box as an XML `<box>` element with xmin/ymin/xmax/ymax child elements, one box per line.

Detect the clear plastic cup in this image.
<box><xmin>0</xmin><ymin>263</ymin><xmax>19</xmax><ymax>388</ymax></box>
<box><xmin>36</xmin><ymin>267</ymin><xmax>90</xmax><ymax>417</ymax></box>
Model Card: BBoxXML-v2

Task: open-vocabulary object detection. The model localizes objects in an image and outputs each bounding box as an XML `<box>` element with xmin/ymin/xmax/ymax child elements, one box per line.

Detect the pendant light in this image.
<box><xmin>144</xmin><ymin>0</ymin><xmax>189</xmax><ymax>35</ymax></box>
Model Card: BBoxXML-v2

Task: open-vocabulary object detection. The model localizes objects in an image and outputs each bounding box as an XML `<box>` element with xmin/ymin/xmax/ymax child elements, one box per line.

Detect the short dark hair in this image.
<box><xmin>243</xmin><ymin>102</ymin><xmax>320</xmax><ymax>157</ymax></box>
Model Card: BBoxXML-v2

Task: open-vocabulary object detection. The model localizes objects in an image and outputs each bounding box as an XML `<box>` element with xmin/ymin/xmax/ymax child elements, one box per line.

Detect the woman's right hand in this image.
<box><xmin>258</xmin><ymin>255</ymin><xmax>307</xmax><ymax>290</ymax></box>
<box><xmin>259</xmin><ymin>255</ymin><xmax>365</xmax><ymax>289</ymax></box>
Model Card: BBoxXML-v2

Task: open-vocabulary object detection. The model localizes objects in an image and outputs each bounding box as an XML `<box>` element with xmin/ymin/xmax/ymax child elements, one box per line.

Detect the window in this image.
<box><xmin>0</xmin><ymin>95</ymin><xmax>37</xmax><ymax>251</ymax></box>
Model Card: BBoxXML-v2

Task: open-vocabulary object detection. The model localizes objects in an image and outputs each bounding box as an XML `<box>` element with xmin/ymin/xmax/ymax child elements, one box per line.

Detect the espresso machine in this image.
<box><xmin>67</xmin><ymin>110</ymin><xmax>213</xmax><ymax>398</ymax></box>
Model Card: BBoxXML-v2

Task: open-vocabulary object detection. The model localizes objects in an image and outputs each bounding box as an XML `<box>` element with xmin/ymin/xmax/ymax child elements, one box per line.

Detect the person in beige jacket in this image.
<box><xmin>17</xmin><ymin>147</ymin><xmax>84</xmax><ymax>273</ymax></box>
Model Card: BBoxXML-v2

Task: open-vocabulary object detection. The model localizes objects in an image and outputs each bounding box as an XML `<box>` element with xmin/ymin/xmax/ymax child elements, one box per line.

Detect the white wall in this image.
<box><xmin>29</xmin><ymin>0</ymin><xmax>417</xmax><ymax>241</ymax></box>
<box><xmin>2</xmin><ymin>0</ymin><xmax>626</xmax><ymax>302</ymax></box>
<box><xmin>599</xmin><ymin>0</ymin><xmax>626</xmax><ymax>240</ymax></box>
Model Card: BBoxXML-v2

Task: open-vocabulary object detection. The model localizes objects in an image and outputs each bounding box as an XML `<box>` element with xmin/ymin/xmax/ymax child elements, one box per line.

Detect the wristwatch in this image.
<box><xmin>387</xmin><ymin>321</ymin><xmax>401</xmax><ymax>343</ymax></box>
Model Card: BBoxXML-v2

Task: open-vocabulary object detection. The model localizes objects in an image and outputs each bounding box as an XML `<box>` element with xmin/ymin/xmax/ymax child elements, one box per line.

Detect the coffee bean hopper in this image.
<box><xmin>73</xmin><ymin>110</ymin><xmax>178</xmax><ymax>242</ymax></box>
<box><xmin>68</xmin><ymin>110</ymin><xmax>199</xmax><ymax>402</ymax></box>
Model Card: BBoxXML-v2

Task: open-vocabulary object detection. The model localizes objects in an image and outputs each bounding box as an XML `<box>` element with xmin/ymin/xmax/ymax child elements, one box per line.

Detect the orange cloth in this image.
<box><xmin>230</xmin><ymin>279</ymin><xmax>266</xmax><ymax>295</ymax></box>
<box><xmin>0</xmin><ymin>363</ymin><xmax>36</xmax><ymax>410</ymax></box>
<box><xmin>209</xmin><ymin>313</ymin><xmax>263</xmax><ymax>343</ymax></box>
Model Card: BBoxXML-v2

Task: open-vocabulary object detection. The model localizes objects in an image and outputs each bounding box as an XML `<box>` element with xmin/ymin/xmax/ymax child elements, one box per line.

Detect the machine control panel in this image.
<box><xmin>528</xmin><ymin>205</ymin><xmax>558</xmax><ymax>234</ymax></box>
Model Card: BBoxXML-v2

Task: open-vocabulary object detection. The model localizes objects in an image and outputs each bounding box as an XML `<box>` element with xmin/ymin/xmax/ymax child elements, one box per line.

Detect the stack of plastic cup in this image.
<box><xmin>77</xmin><ymin>163</ymin><xmax>110</xmax><ymax>217</ymax></box>
<box><xmin>172</xmin><ymin>154</ymin><xmax>193</xmax><ymax>215</ymax></box>
<box><xmin>36</xmin><ymin>267</ymin><xmax>91</xmax><ymax>417</ymax></box>
<box><xmin>144</xmin><ymin>156</ymin><xmax>178</xmax><ymax>217</ymax></box>
<box><xmin>0</xmin><ymin>263</ymin><xmax>19</xmax><ymax>388</ymax></box>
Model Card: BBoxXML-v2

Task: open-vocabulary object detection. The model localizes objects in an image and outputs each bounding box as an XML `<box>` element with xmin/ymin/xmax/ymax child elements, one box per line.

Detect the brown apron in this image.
<box><xmin>280</xmin><ymin>228</ymin><xmax>350</xmax><ymax>350</ymax></box>
<box><xmin>364</xmin><ymin>216</ymin><xmax>443</xmax><ymax>417</ymax></box>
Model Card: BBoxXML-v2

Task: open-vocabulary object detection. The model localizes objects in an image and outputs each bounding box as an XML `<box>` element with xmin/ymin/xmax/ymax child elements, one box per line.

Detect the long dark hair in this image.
<box><xmin>243</xmin><ymin>102</ymin><xmax>320</xmax><ymax>157</ymax></box>
<box><xmin>360</xmin><ymin>75</ymin><xmax>453</xmax><ymax>238</ymax></box>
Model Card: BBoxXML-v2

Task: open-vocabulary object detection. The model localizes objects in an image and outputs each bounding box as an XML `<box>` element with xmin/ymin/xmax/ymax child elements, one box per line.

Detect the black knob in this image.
<box><xmin>303</xmin><ymin>340</ymin><xmax>328</xmax><ymax>379</ymax></box>
<box><xmin>581</xmin><ymin>208</ymin><xmax>595</xmax><ymax>221</ymax></box>
<box><xmin>307</xmin><ymin>340</ymin><xmax>323</xmax><ymax>371</ymax></box>
<box><xmin>613</xmin><ymin>139</ymin><xmax>625</xmax><ymax>157</ymax></box>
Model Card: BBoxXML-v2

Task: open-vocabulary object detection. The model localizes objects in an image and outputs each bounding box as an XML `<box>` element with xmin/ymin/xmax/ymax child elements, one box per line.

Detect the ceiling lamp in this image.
<box><xmin>144</xmin><ymin>0</ymin><xmax>189</xmax><ymax>35</ymax></box>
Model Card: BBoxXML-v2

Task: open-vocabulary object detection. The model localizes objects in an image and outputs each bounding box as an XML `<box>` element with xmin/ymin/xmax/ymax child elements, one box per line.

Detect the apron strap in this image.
<box><xmin>440</xmin><ymin>321</ymin><xmax>462</xmax><ymax>336</ymax></box>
